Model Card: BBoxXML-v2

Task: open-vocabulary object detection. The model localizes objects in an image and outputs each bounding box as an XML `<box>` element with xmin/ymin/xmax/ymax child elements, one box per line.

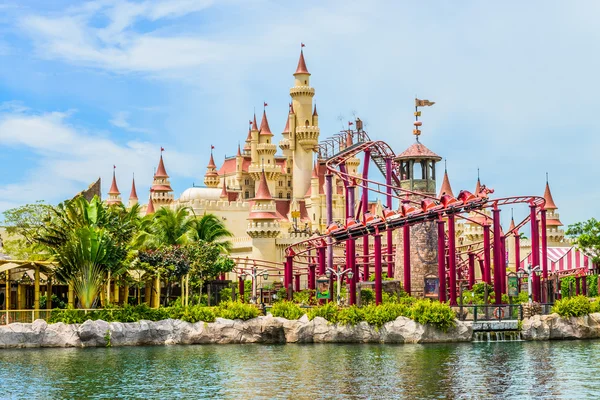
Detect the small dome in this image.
<box><xmin>179</xmin><ymin>187</ymin><xmax>222</xmax><ymax>202</ymax></box>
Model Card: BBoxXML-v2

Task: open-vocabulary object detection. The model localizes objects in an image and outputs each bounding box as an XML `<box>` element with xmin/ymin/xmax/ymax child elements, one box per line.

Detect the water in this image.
<box><xmin>0</xmin><ymin>341</ymin><xmax>598</xmax><ymax>399</ymax></box>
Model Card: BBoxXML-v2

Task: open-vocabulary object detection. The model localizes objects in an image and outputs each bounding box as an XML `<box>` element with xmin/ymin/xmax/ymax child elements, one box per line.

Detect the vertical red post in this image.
<box><xmin>515</xmin><ymin>232</ymin><xmax>521</xmax><ymax>271</ymax></box>
<box><xmin>500</xmin><ymin>236</ymin><xmax>507</xmax><ymax>294</ymax></box>
<box><xmin>468</xmin><ymin>253</ymin><xmax>475</xmax><ymax>289</ymax></box>
<box><xmin>447</xmin><ymin>214</ymin><xmax>457</xmax><ymax>306</ymax></box>
<box><xmin>576</xmin><ymin>277</ymin><xmax>580</xmax><ymax>295</ymax></box>
<box><xmin>347</xmin><ymin>184</ymin><xmax>357</xmax><ymax>305</ymax></box>
<box><xmin>325</xmin><ymin>174</ymin><xmax>334</xmax><ymax>273</ymax></box>
<box><xmin>374</xmin><ymin>232</ymin><xmax>383</xmax><ymax>305</ymax></box>
<box><xmin>582</xmin><ymin>275</ymin><xmax>588</xmax><ymax>296</ymax></box>
<box><xmin>483</xmin><ymin>224</ymin><xmax>492</xmax><ymax>285</ymax></box>
<box><xmin>385</xmin><ymin>157</ymin><xmax>394</xmax><ymax>278</ymax></box>
<box><xmin>530</xmin><ymin>204</ymin><xmax>540</xmax><ymax>302</ymax></box>
<box><xmin>540</xmin><ymin>208</ymin><xmax>548</xmax><ymax>302</ymax></box>
<box><xmin>492</xmin><ymin>207</ymin><xmax>502</xmax><ymax>305</ymax></box>
<box><xmin>437</xmin><ymin>219</ymin><xmax>447</xmax><ymax>302</ymax></box>
<box><xmin>317</xmin><ymin>241</ymin><xmax>326</xmax><ymax>276</ymax></box>
<box><xmin>238</xmin><ymin>277</ymin><xmax>245</xmax><ymax>303</ymax></box>
<box><xmin>403</xmin><ymin>223</ymin><xmax>411</xmax><ymax>296</ymax></box>
<box><xmin>362</xmin><ymin>150</ymin><xmax>371</xmax><ymax>281</ymax></box>
<box><xmin>294</xmin><ymin>274</ymin><xmax>301</xmax><ymax>293</ymax></box>
<box><xmin>308</xmin><ymin>266</ymin><xmax>316</xmax><ymax>291</ymax></box>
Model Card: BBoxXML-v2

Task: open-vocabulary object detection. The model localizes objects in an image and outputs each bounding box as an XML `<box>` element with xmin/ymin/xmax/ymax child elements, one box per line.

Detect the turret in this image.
<box><xmin>150</xmin><ymin>149</ymin><xmax>174</xmax><ymax>208</ymax></box>
<box><xmin>394</xmin><ymin>142</ymin><xmax>441</xmax><ymax>196</ymax></box>
<box><xmin>542</xmin><ymin>177</ymin><xmax>564</xmax><ymax>244</ymax></box>
<box><xmin>145</xmin><ymin>192</ymin><xmax>155</xmax><ymax>216</ymax></box>
<box><xmin>128</xmin><ymin>174</ymin><xmax>138</xmax><ymax>208</ymax></box>
<box><xmin>250</xmin><ymin>114</ymin><xmax>259</xmax><ymax>162</ymax></box>
<box><xmin>204</xmin><ymin>148</ymin><xmax>220</xmax><ymax>188</ymax></box>
<box><xmin>438</xmin><ymin>163</ymin><xmax>454</xmax><ymax>197</ymax></box>
<box><xmin>235</xmin><ymin>143</ymin><xmax>243</xmax><ymax>184</ymax></box>
<box><xmin>249</xmin><ymin>109</ymin><xmax>280</xmax><ymax>192</ymax></box>
<box><xmin>312</xmin><ymin>105</ymin><xmax>319</xmax><ymax>126</ymax></box>
<box><xmin>106</xmin><ymin>167</ymin><xmax>122</xmax><ymax>206</ymax></box>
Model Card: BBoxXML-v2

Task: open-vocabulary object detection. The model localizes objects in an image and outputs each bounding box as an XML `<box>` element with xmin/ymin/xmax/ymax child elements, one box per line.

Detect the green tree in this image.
<box><xmin>1</xmin><ymin>201</ymin><xmax>54</xmax><ymax>260</ymax></box>
<box><xmin>190</xmin><ymin>213</ymin><xmax>233</xmax><ymax>251</ymax></box>
<box><xmin>135</xmin><ymin>206</ymin><xmax>195</xmax><ymax>248</ymax></box>
<box><xmin>567</xmin><ymin>218</ymin><xmax>600</xmax><ymax>265</ymax></box>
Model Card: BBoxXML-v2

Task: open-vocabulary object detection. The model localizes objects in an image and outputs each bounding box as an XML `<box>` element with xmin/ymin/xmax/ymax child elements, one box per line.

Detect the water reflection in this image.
<box><xmin>0</xmin><ymin>341</ymin><xmax>598</xmax><ymax>399</ymax></box>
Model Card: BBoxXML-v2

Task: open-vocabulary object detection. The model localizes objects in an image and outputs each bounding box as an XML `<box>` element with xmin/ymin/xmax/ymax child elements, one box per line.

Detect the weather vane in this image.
<box><xmin>414</xmin><ymin>98</ymin><xmax>435</xmax><ymax>142</ymax></box>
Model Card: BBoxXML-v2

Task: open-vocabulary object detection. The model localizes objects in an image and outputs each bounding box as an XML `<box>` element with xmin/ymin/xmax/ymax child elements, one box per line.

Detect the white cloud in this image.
<box><xmin>109</xmin><ymin>111</ymin><xmax>151</xmax><ymax>134</ymax></box>
<box><xmin>0</xmin><ymin>106</ymin><xmax>200</xmax><ymax>210</ymax></box>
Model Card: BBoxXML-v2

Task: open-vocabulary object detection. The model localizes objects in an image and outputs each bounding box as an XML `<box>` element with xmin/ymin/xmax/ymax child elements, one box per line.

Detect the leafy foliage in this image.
<box><xmin>410</xmin><ymin>300</ymin><xmax>456</xmax><ymax>332</ymax></box>
<box><xmin>271</xmin><ymin>301</ymin><xmax>305</xmax><ymax>320</ymax></box>
<box><xmin>216</xmin><ymin>301</ymin><xmax>261</xmax><ymax>320</ymax></box>
<box><xmin>292</xmin><ymin>290</ymin><xmax>316</xmax><ymax>305</ymax></box>
<box><xmin>360</xmin><ymin>288</ymin><xmax>375</xmax><ymax>305</ymax></box>
<box><xmin>307</xmin><ymin>301</ymin><xmax>340</xmax><ymax>323</ymax></box>
<box><xmin>362</xmin><ymin>303</ymin><xmax>412</xmax><ymax>327</ymax></box>
<box><xmin>567</xmin><ymin>218</ymin><xmax>600</xmax><ymax>265</ymax></box>
<box><xmin>552</xmin><ymin>296</ymin><xmax>592</xmax><ymax>317</ymax></box>
<box><xmin>337</xmin><ymin>305</ymin><xmax>365</xmax><ymax>325</ymax></box>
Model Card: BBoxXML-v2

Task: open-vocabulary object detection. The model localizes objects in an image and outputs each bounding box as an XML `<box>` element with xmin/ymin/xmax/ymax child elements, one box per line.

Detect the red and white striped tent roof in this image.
<box><xmin>520</xmin><ymin>246</ymin><xmax>593</xmax><ymax>275</ymax></box>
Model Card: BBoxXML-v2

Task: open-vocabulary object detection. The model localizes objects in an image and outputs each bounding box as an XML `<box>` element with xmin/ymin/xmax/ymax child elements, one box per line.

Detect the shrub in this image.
<box><xmin>48</xmin><ymin>309</ymin><xmax>87</xmax><ymax>324</ymax></box>
<box><xmin>219</xmin><ymin>287</ymin><xmax>233</xmax><ymax>303</ymax></box>
<box><xmin>362</xmin><ymin>303</ymin><xmax>411</xmax><ymax>327</ymax></box>
<box><xmin>307</xmin><ymin>301</ymin><xmax>339</xmax><ymax>323</ymax></box>
<box><xmin>293</xmin><ymin>290</ymin><xmax>316</xmax><ymax>306</ymax></box>
<box><xmin>271</xmin><ymin>301</ymin><xmax>305</xmax><ymax>320</ymax></box>
<box><xmin>337</xmin><ymin>305</ymin><xmax>365</xmax><ymax>325</ymax></box>
<box><xmin>410</xmin><ymin>300</ymin><xmax>456</xmax><ymax>332</ymax></box>
<box><xmin>274</xmin><ymin>287</ymin><xmax>288</xmax><ymax>302</ymax></box>
<box><xmin>552</xmin><ymin>296</ymin><xmax>592</xmax><ymax>317</ymax></box>
<box><xmin>216</xmin><ymin>301</ymin><xmax>260</xmax><ymax>320</ymax></box>
<box><xmin>360</xmin><ymin>289</ymin><xmax>375</xmax><ymax>305</ymax></box>
<box><xmin>180</xmin><ymin>306</ymin><xmax>216</xmax><ymax>323</ymax></box>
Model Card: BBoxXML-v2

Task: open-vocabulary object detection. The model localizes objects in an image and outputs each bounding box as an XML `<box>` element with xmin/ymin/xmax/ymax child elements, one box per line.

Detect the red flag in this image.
<box><xmin>249</xmin><ymin>120</ymin><xmax>252</xmax><ymax>125</ymax></box>
<box><xmin>301</xmin><ymin>43</ymin><xmax>305</xmax><ymax>47</ymax></box>
<box><xmin>160</xmin><ymin>147</ymin><xmax>165</xmax><ymax>152</ymax></box>
<box><xmin>348</xmin><ymin>121</ymin><xmax>354</xmax><ymax>126</ymax></box>
<box><xmin>264</xmin><ymin>102</ymin><xmax>268</xmax><ymax>107</ymax></box>
<box><xmin>113</xmin><ymin>165</ymin><xmax>116</xmax><ymax>169</ymax></box>
<box><xmin>211</xmin><ymin>145</ymin><xmax>215</xmax><ymax>150</ymax></box>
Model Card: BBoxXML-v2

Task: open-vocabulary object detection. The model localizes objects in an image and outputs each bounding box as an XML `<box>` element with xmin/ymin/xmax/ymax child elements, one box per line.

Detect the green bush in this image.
<box><xmin>362</xmin><ymin>303</ymin><xmax>411</xmax><ymax>327</ymax></box>
<box><xmin>337</xmin><ymin>305</ymin><xmax>365</xmax><ymax>325</ymax></box>
<box><xmin>307</xmin><ymin>301</ymin><xmax>339</xmax><ymax>323</ymax></box>
<box><xmin>271</xmin><ymin>301</ymin><xmax>305</xmax><ymax>320</ymax></box>
<box><xmin>410</xmin><ymin>300</ymin><xmax>456</xmax><ymax>332</ymax></box>
<box><xmin>216</xmin><ymin>301</ymin><xmax>260</xmax><ymax>320</ymax></box>
<box><xmin>360</xmin><ymin>289</ymin><xmax>375</xmax><ymax>305</ymax></box>
<box><xmin>293</xmin><ymin>290</ymin><xmax>316</xmax><ymax>306</ymax></box>
<box><xmin>219</xmin><ymin>287</ymin><xmax>233</xmax><ymax>303</ymax></box>
<box><xmin>274</xmin><ymin>287</ymin><xmax>288</xmax><ymax>302</ymax></box>
<box><xmin>552</xmin><ymin>296</ymin><xmax>592</xmax><ymax>317</ymax></box>
<box><xmin>180</xmin><ymin>306</ymin><xmax>216</xmax><ymax>323</ymax></box>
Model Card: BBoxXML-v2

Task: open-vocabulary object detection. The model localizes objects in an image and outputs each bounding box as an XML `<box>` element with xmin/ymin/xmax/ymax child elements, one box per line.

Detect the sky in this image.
<box><xmin>0</xmin><ymin>0</ymin><xmax>598</xmax><ymax>229</ymax></box>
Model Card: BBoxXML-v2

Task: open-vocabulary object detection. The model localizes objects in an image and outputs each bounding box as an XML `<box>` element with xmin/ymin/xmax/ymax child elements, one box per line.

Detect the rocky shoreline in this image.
<box><xmin>0</xmin><ymin>313</ymin><xmax>599</xmax><ymax>348</ymax></box>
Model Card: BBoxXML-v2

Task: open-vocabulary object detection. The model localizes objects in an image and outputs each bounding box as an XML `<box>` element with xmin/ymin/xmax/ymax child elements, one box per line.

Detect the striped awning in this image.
<box><xmin>520</xmin><ymin>246</ymin><xmax>592</xmax><ymax>274</ymax></box>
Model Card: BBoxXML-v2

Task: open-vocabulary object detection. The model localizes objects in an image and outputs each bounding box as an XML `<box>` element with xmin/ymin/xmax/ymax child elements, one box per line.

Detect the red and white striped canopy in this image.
<box><xmin>520</xmin><ymin>246</ymin><xmax>591</xmax><ymax>275</ymax></box>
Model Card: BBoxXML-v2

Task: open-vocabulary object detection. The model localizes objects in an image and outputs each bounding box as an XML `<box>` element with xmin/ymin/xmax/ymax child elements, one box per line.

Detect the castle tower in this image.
<box><xmin>106</xmin><ymin>167</ymin><xmax>122</xmax><ymax>206</ymax></box>
<box><xmin>278</xmin><ymin>104</ymin><xmax>293</xmax><ymax>157</ymax></box>
<box><xmin>244</xmin><ymin>124</ymin><xmax>252</xmax><ymax>156</ymax></box>
<box><xmin>204</xmin><ymin>149</ymin><xmax>220</xmax><ymax>188</ymax></box>
<box><xmin>150</xmin><ymin>150</ymin><xmax>174</xmax><ymax>208</ymax></box>
<box><xmin>543</xmin><ymin>178</ymin><xmax>564</xmax><ymax>244</ymax></box>
<box><xmin>145</xmin><ymin>192</ymin><xmax>155</xmax><ymax>216</ymax></box>
<box><xmin>128</xmin><ymin>175</ymin><xmax>138</xmax><ymax>208</ymax></box>
<box><xmin>290</xmin><ymin>47</ymin><xmax>319</xmax><ymax>200</ymax></box>
<box><xmin>250</xmin><ymin>110</ymin><xmax>280</xmax><ymax>193</ymax></box>
<box><xmin>247</xmin><ymin>170</ymin><xmax>280</xmax><ymax>260</ymax></box>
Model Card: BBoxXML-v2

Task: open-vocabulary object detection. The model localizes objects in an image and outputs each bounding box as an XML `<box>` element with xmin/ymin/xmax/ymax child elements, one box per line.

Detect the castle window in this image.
<box><xmin>305</xmin><ymin>120</ymin><xmax>309</xmax><ymax>127</ymax></box>
<box><xmin>268</xmin><ymin>160</ymin><xmax>270</xmax><ymax>164</ymax></box>
<box><xmin>287</xmin><ymin>181</ymin><xmax>291</xmax><ymax>187</ymax></box>
<box><xmin>313</xmin><ymin>213</ymin><xmax>315</xmax><ymax>221</ymax></box>
<box><xmin>304</xmin><ymin>80</ymin><xmax>307</xmax><ymax>84</ymax></box>
<box><xmin>245</xmin><ymin>191</ymin><xmax>249</xmax><ymax>199</ymax></box>
<box><xmin>279</xmin><ymin>181</ymin><xmax>283</xmax><ymax>187</ymax></box>
<box><xmin>287</xmin><ymin>193</ymin><xmax>291</xmax><ymax>199</ymax></box>
<box><xmin>287</xmin><ymin>168</ymin><xmax>291</xmax><ymax>174</ymax></box>
<box><xmin>278</xmin><ymin>192</ymin><xmax>283</xmax><ymax>199</ymax></box>
<box><xmin>245</xmin><ymin>179</ymin><xmax>249</xmax><ymax>185</ymax></box>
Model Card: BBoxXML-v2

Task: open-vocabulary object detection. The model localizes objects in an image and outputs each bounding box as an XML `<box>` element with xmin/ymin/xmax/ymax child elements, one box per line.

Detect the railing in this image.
<box><xmin>456</xmin><ymin>304</ymin><xmax>523</xmax><ymax>322</ymax></box>
<box><xmin>1</xmin><ymin>310</ymin><xmax>53</xmax><ymax>325</ymax></box>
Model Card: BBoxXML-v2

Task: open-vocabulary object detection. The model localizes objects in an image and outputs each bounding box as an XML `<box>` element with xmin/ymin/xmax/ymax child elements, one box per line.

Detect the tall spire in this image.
<box><xmin>155</xmin><ymin>151</ymin><xmax>168</xmax><ymax>178</ymax></box>
<box><xmin>220</xmin><ymin>177</ymin><xmax>228</xmax><ymax>199</ymax></box>
<box><xmin>254</xmin><ymin>170</ymin><xmax>272</xmax><ymax>200</ymax></box>
<box><xmin>475</xmin><ymin>168</ymin><xmax>481</xmax><ymax>195</ymax></box>
<box><xmin>108</xmin><ymin>168</ymin><xmax>120</xmax><ymax>195</ymax></box>
<box><xmin>438</xmin><ymin>162</ymin><xmax>454</xmax><ymax>198</ymax></box>
<box><xmin>509</xmin><ymin>209</ymin><xmax>516</xmax><ymax>232</ymax></box>
<box><xmin>294</xmin><ymin>46</ymin><xmax>310</xmax><ymax>75</ymax></box>
<box><xmin>252</xmin><ymin>113</ymin><xmax>258</xmax><ymax>131</ymax></box>
<box><xmin>313</xmin><ymin>104</ymin><xmax>318</xmax><ymax>116</ymax></box>
<box><xmin>145</xmin><ymin>193</ymin><xmax>155</xmax><ymax>215</ymax></box>
<box><xmin>129</xmin><ymin>175</ymin><xmax>138</xmax><ymax>200</ymax></box>
<box><xmin>259</xmin><ymin>110</ymin><xmax>273</xmax><ymax>136</ymax></box>
<box><xmin>543</xmin><ymin>176</ymin><xmax>558</xmax><ymax>210</ymax></box>
<box><xmin>236</xmin><ymin>143</ymin><xmax>242</xmax><ymax>157</ymax></box>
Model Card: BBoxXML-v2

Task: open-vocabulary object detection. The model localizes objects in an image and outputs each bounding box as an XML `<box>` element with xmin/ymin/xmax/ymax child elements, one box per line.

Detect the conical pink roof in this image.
<box><xmin>543</xmin><ymin>182</ymin><xmax>558</xmax><ymax>210</ymax></box>
<box><xmin>294</xmin><ymin>50</ymin><xmax>310</xmax><ymax>75</ymax></box>
<box><xmin>438</xmin><ymin>170</ymin><xmax>454</xmax><ymax>198</ymax></box>
<box><xmin>155</xmin><ymin>155</ymin><xmax>168</xmax><ymax>178</ymax></box>
<box><xmin>259</xmin><ymin>110</ymin><xmax>273</xmax><ymax>136</ymax></box>
<box><xmin>146</xmin><ymin>195</ymin><xmax>155</xmax><ymax>215</ymax></box>
<box><xmin>129</xmin><ymin>176</ymin><xmax>138</xmax><ymax>200</ymax></box>
<box><xmin>254</xmin><ymin>170</ymin><xmax>272</xmax><ymax>200</ymax></box>
<box><xmin>108</xmin><ymin>170</ymin><xmax>120</xmax><ymax>195</ymax></box>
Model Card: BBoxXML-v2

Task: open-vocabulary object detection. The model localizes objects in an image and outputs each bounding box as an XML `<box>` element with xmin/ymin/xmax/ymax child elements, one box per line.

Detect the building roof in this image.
<box><xmin>394</xmin><ymin>142</ymin><xmax>441</xmax><ymax>161</ymax></box>
<box><xmin>252</xmin><ymin>114</ymin><xmax>258</xmax><ymax>131</ymax></box>
<box><xmin>259</xmin><ymin>110</ymin><xmax>273</xmax><ymax>136</ymax></box>
<box><xmin>146</xmin><ymin>196</ymin><xmax>155</xmax><ymax>215</ymax></box>
<box><xmin>282</xmin><ymin>114</ymin><xmax>290</xmax><ymax>133</ymax></box>
<box><xmin>152</xmin><ymin>184</ymin><xmax>172</xmax><ymax>192</ymax></box>
<box><xmin>236</xmin><ymin>144</ymin><xmax>242</xmax><ymax>157</ymax></box>
<box><xmin>129</xmin><ymin>176</ymin><xmax>138</xmax><ymax>200</ymax></box>
<box><xmin>438</xmin><ymin>170</ymin><xmax>454</xmax><ymax>198</ymax></box>
<box><xmin>155</xmin><ymin>155</ymin><xmax>169</xmax><ymax>178</ymax></box>
<box><xmin>313</xmin><ymin>105</ymin><xmax>318</xmax><ymax>116</ymax></box>
<box><xmin>108</xmin><ymin>171</ymin><xmax>120</xmax><ymax>195</ymax></box>
<box><xmin>509</xmin><ymin>217</ymin><xmax>516</xmax><ymax>232</ymax></box>
<box><xmin>218</xmin><ymin>157</ymin><xmax>251</xmax><ymax>175</ymax></box>
<box><xmin>544</xmin><ymin>182</ymin><xmax>558</xmax><ymax>210</ymax></box>
<box><xmin>294</xmin><ymin>49</ymin><xmax>310</xmax><ymax>75</ymax></box>
<box><xmin>475</xmin><ymin>178</ymin><xmax>481</xmax><ymax>195</ymax></box>
<box><xmin>254</xmin><ymin>170</ymin><xmax>272</xmax><ymax>200</ymax></box>
<box><xmin>207</xmin><ymin>153</ymin><xmax>217</xmax><ymax>168</ymax></box>
<box><xmin>179</xmin><ymin>187</ymin><xmax>222</xmax><ymax>202</ymax></box>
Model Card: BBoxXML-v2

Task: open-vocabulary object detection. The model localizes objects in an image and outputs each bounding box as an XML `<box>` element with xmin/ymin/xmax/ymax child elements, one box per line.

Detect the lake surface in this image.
<box><xmin>0</xmin><ymin>341</ymin><xmax>597</xmax><ymax>399</ymax></box>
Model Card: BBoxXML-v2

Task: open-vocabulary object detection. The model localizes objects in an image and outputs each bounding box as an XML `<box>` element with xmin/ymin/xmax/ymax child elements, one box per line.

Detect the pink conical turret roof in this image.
<box><xmin>475</xmin><ymin>177</ymin><xmax>481</xmax><ymax>195</ymax></box>
<box><xmin>254</xmin><ymin>170</ymin><xmax>272</xmax><ymax>200</ymax></box>
<box><xmin>207</xmin><ymin>152</ymin><xmax>217</xmax><ymax>169</ymax></box>
<box><xmin>313</xmin><ymin>105</ymin><xmax>318</xmax><ymax>116</ymax></box>
<box><xmin>259</xmin><ymin>110</ymin><xmax>273</xmax><ymax>136</ymax></box>
<box><xmin>146</xmin><ymin>195</ymin><xmax>155</xmax><ymax>215</ymax></box>
<box><xmin>543</xmin><ymin>182</ymin><xmax>558</xmax><ymax>210</ymax></box>
<box><xmin>246</xmin><ymin>127</ymin><xmax>252</xmax><ymax>142</ymax></box>
<box><xmin>108</xmin><ymin>170</ymin><xmax>120</xmax><ymax>195</ymax></box>
<box><xmin>509</xmin><ymin>217</ymin><xmax>516</xmax><ymax>232</ymax></box>
<box><xmin>438</xmin><ymin>170</ymin><xmax>454</xmax><ymax>198</ymax></box>
<box><xmin>294</xmin><ymin>49</ymin><xmax>310</xmax><ymax>75</ymax></box>
<box><xmin>282</xmin><ymin>115</ymin><xmax>290</xmax><ymax>133</ymax></box>
<box><xmin>155</xmin><ymin>155</ymin><xmax>168</xmax><ymax>178</ymax></box>
<box><xmin>220</xmin><ymin>178</ymin><xmax>228</xmax><ymax>199</ymax></box>
<box><xmin>129</xmin><ymin>176</ymin><xmax>138</xmax><ymax>200</ymax></box>
<box><xmin>251</xmin><ymin>114</ymin><xmax>258</xmax><ymax>131</ymax></box>
<box><xmin>311</xmin><ymin>162</ymin><xmax>318</xmax><ymax>179</ymax></box>
<box><xmin>236</xmin><ymin>144</ymin><xmax>242</xmax><ymax>157</ymax></box>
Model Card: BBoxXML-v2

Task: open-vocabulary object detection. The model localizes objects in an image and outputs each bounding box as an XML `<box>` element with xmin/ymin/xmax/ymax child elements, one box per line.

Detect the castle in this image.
<box><xmin>102</xmin><ymin>48</ymin><xmax>581</xmax><ymax>292</ymax></box>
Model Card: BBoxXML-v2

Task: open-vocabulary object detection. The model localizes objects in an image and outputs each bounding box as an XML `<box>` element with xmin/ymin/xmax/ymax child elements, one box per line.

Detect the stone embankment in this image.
<box><xmin>0</xmin><ymin>315</ymin><xmax>472</xmax><ymax>348</ymax></box>
<box><xmin>521</xmin><ymin>313</ymin><xmax>600</xmax><ymax>340</ymax></box>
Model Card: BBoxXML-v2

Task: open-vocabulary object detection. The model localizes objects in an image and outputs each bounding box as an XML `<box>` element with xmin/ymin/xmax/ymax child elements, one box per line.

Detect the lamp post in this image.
<box><xmin>239</xmin><ymin>267</ymin><xmax>269</xmax><ymax>304</ymax></box>
<box><xmin>326</xmin><ymin>266</ymin><xmax>354</xmax><ymax>305</ymax></box>
<box><xmin>517</xmin><ymin>264</ymin><xmax>541</xmax><ymax>304</ymax></box>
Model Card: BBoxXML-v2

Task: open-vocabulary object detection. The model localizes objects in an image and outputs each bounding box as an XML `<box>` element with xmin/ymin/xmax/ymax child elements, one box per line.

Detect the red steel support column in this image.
<box><xmin>437</xmin><ymin>219</ymin><xmax>447</xmax><ymax>302</ymax></box>
<box><xmin>347</xmin><ymin>185</ymin><xmax>357</xmax><ymax>305</ymax></box>
<box><xmin>325</xmin><ymin>174</ymin><xmax>334</xmax><ymax>273</ymax></box>
<box><xmin>385</xmin><ymin>157</ymin><xmax>394</xmax><ymax>278</ymax></box>
<box><xmin>576</xmin><ymin>277</ymin><xmax>580</xmax><ymax>295</ymax></box>
<box><xmin>362</xmin><ymin>150</ymin><xmax>371</xmax><ymax>281</ymax></box>
<box><xmin>468</xmin><ymin>253</ymin><xmax>475</xmax><ymax>290</ymax></box>
<box><xmin>374</xmin><ymin>232</ymin><xmax>383</xmax><ymax>305</ymax></box>
<box><xmin>318</xmin><ymin>242</ymin><xmax>326</xmax><ymax>276</ymax></box>
<box><xmin>540</xmin><ymin>208</ymin><xmax>548</xmax><ymax>302</ymax></box>
<box><xmin>500</xmin><ymin>236</ymin><xmax>507</xmax><ymax>294</ymax></box>
<box><xmin>583</xmin><ymin>275</ymin><xmax>588</xmax><ymax>296</ymax></box>
<box><xmin>515</xmin><ymin>232</ymin><xmax>521</xmax><ymax>271</ymax></box>
<box><xmin>448</xmin><ymin>214</ymin><xmax>457</xmax><ymax>305</ymax></box>
<box><xmin>403</xmin><ymin>223</ymin><xmax>411</xmax><ymax>296</ymax></box>
<box><xmin>530</xmin><ymin>204</ymin><xmax>540</xmax><ymax>302</ymax></box>
<box><xmin>294</xmin><ymin>274</ymin><xmax>301</xmax><ymax>293</ymax></box>
<box><xmin>492</xmin><ymin>208</ymin><xmax>502</xmax><ymax>304</ymax></box>
<box><xmin>483</xmin><ymin>224</ymin><xmax>492</xmax><ymax>285</ymax></box>
<box><xmin>238</xmin><ymin>277</ymin><xmax>245</xmax><ymax>303</ymax></box>
<box><xmin>308</xmin><ymin>266</ymin><xmax>316</xmax><ymax>291</ymax></box>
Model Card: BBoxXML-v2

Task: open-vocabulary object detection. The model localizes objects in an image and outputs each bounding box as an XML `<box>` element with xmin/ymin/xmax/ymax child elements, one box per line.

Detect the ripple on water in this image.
<box><xmin>0</xmin><ymin>341</ymin><xmax>598</xmax><ymax>399</ymax></box>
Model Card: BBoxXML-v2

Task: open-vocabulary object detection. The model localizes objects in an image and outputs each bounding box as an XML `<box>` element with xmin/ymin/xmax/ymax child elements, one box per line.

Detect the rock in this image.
<box><xmin>79</xmin><ymin>319</ymin><xmax>110</xmax><ymax>347</ymax></box>
<box><xmin>42</xmin><ymin>322</ymin><xmax>80</xmax><ymax>347</ymax></box>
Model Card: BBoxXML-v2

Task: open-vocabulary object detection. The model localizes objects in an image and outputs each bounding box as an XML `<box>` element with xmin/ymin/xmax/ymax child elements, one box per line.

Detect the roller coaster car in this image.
<box><xmin>440</xmin><ymin>194</ymin><xmax>463</xmax><ymax>214</ymax></box>
<box><xmin>419</xmin><ymin>199</ymin><xmax>443</xmax><ymax>221</ymax></box>
<box><xmin>382</xmin><ymin>206</ymin><xmax>401</xmax><ymax>221</ymax></box>
<box><xmin>345</xmin><ymin>217</ymin><xmax>368</xmax><ymax>237</ymax></box>
<box><xmin>477</xmin><ymin>185</ymin><xmax>494</xmax><ymax>199</ymax></box>
<box><xmin>325</xmin><ymin>222</ymin><xmax>343</xmax><ymax>236</ymax></box>
<box><xmin>457</xmin><ymin>190</ymin><xmax>485</xmax><ymax>211</ymax></box>
<box><xmin>363</xmin><ymin>212</ymin><xmax>384</xmax><ymax>234</ymax></box>
<box><xmin>401</xmin><ymin>203</ymin><xmax>427</xmax><ymax>224</ymax></box>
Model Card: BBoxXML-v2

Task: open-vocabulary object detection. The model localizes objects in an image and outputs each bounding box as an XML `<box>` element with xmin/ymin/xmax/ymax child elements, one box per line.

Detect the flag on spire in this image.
<box><xmin>301</xmin><ymin>42</ymin><xmax>305</xmax><ymax>48</ymax></box>
<box><xmin>415</xmin><ymin>98</ymin><xmax>435</xmax><ymax>107</ymax></box>
<box><xmin>264</xmin><ymin>102</ymin><xmax>268</xmax><ymax>107</ymax></box>
<box><xmin>160</xmin><ymin>147</ymin><xmax>165</xmax><ymax>152</ymax></box>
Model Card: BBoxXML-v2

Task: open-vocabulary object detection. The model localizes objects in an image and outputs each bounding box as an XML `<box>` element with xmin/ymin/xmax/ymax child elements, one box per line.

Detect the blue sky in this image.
<box><xmin>0</xmin><ymin>0</ymin><xmax>598</xmax><ymax>229</ymax></box>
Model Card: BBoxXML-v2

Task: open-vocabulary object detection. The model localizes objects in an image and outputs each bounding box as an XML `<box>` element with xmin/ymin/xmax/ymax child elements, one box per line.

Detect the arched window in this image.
<box><xmin>305</xmin><ymin>120</ymin><xmax>309</xmax><ymax>127</ymax></box>
<box><xmin>245</xmin><ymin>191</ymin><xmax>249</xmax><ymax>199</ymax></box>
<box><xmin>278</xmin><ymin>192</ymin><xmax>283</xmax><ymax>199</ymax></box>
<box><xmin>287</xmin><ymin>193</ymin><xmax>291</xmax><ymax>199</ymax></box>
<box><xmin>412</xmin><ymin>161</ymin><xmax>423</xmax><ymax>180</ymax></box>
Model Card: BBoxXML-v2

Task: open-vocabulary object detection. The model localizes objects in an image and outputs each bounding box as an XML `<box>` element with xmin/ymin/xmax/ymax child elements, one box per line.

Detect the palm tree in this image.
<box><xmin>190</xmin><ymin>213</ymin><xmax>233</xmax><ymax>252</ymax></box>
<box><xmin>135</xmin><ymin>206</ymin><xmax>196</xmax><ymax>249</ymax></box>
